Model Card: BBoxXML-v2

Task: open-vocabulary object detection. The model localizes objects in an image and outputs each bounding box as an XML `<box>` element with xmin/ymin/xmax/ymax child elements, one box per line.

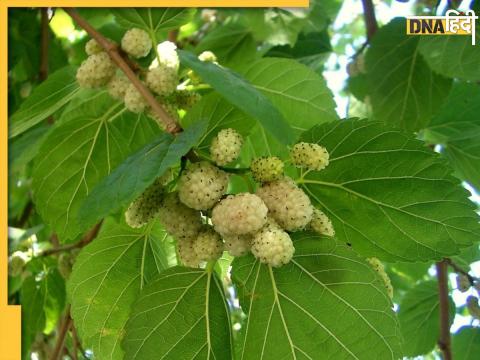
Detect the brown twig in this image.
<box><xmin>40</xmin><ymin>221</ymin><xmax>103</xmax><ymax>257</ymax></box>
<box><xmin>62</xmin><ymin>8</ymin><xmax>182</xmax><ymax>134</ymax></box>
<box><xmin>436</xmin><ymin>260</ymin><xmax>452</xmax><ymax>360</ymax></box>
<box><xmin>50</xmin><ymin>305</ymin><xmax>72</xmax><ymax>360</ymax></box>
<box><xmin>445</xmin><ymin>257</ymin><xmax>479</xmax><ymax>286</ymax></box>
<box><xmin>361</xmin><ymin>0</ymin><xmax>378</xmax><ymax>41</ymax></box>
<box><xmin>71</xmin><ymin>322</ymin><xmax>86</xmax><ymax>359</ymax></box>
<box><xmin>40</xmin><ymin>8</ymin><xmax>49</xmax><ymax>81</ymax></box>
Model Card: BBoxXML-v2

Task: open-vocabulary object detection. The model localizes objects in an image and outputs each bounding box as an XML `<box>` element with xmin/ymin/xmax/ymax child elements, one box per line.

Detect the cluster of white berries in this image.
<box><xmin>76</xmin><ymin>31</ymin><xmax>202</xmax><ymax>126</ymax></box>
<box><xmin>123</xmin><ymin>127</ymin><xmax>336</xmax><ymax>268</ymax></box>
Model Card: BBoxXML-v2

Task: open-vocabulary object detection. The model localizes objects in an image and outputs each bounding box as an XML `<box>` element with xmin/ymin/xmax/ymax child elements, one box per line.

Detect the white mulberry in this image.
<box><xmin>124</xmin><ymin>83</ymin><xmax>147</xmax><ymax>113</ymax></box>
<box><xmin>8</xmin><ymin>251</ymin><xmax>27</xmax><ymax>277</ymax></box>
<box><xmin>290</xmin><ymin>142</ymin><xmax>329</xmax><ymax>171</ymax></box>
<box><xmin>212</xmin><ymin>193</ymin><xmax>268</xmax><ymax>236</ymax></box>
<box><xmin>198</xmin><ymin>51</ymin><xmax>217</xmax><ymax>63</ymax></box>
<box><xmin>310</xmin><ymin>208</ymin><xmax>335</xmax><ymax>237</ymax></box>
<box><xmin>107</xmin><ymin>74</ymin><xmax>129</xmax><ymax>100</ymax></box>
<box><xmin>158</xmin><ymin>193</ymin><xmax>203</xmax><ymax>241</ymax></box>
<box><xmin>256</xmin><ymin>177</ymin><xmax>313</xmax><ymax>231</ymax></box>
<box><xmin>251</xmin><ymin>225</ymin><xmax>294</xmax><ymax>267</ymax></box>
<box><xmin>150</xmin><ymin>41</ymin><xmax>179</xmax><ymax>71</ymax></box>
<box><xmin>250</xmin><ymin>156</ymin><xmax>284</xmax><ymax>183</ymax></box>
<box><xmin>210</xmin><ymin>128</ymin><xmax>243</xmax><ymax>166</ymax></box>
<box><xmin>125</xmin><ymin>177</ymin><xmax>165</xmax><ymax>228</ymax></box>
<box><xmin>146</xmin><ymin>65</ymin><xmax>178</xmax><ymax>96</ymax></box>
<box><xmin>178</xmin><ymin>161</ymin><xmax>229</xmax><ymax>210</ymax></box>
<box><xmin>85</xmin><ymin>38</ymin><xmax>103</xmax><ymax>55</ymax></box>
<box><xmin>121</xmin><ymin>28</ymin><xmax>152</xmax><ymax>58</ymax></box>
<box><xmin>193</xmin><ymin>227</ymin><xmax>224</xmax><ymax>262</ymax></box>
<box><xmin>76</xmin><ymin>52</ymin><xmax>115</xmax><ymax>88</ymax></box>
<box><xmin>224</xmin><ymin>234</ymin><xmax>252</xmax><ymax>257</ymax></box>
<box><xmin>177</xmin><ymin>238</ymin><xmax>201</xmax><ymax>268</ymax></box>
<box><xmin>367</xmin><ymin>257</ymin><xmax>393</xmax><ymax>299</ymax></box>
<box><xmin>456</xmin><ymin>274</ymin><xmax>471</xmax><ymax>292</ymax></box>
<box><xmin>169</xmin><ymin>90</ymin><xmax>201</xmax><ymax>109</ymax></box>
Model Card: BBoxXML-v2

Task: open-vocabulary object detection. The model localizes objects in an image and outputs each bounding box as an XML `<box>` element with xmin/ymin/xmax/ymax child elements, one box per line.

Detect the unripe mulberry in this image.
<box><xmin>456</xmin><ymin>274</ymin><xmax>471</xmax><ymax>292</ymax></box>
<box><xmin>309</xmin><ymin>208</ymin><xmax>335</xmax><ymax>237</ymax></box>
<box><xmin>85</xmin><ymin>38</ymin><xmax>103</xmax><ymax>55</ymax></box>
<box><xmin>125</xmin><ymin>177</ymin><xmax>165</xmax><ymax>228</ymax></box>
<box><xmin>367</xmin><ymin>257</ymin><xmax>393</xmax><ymax>299</ymax></box>
<box><xmin>150</xmin><ymin>41</ymin><xmax>179</xmax><ymax>71</ymax></box>
<box><xmin>124</xmin><ymin>83</ymin><xmax>147</xmax><ymax>113</ymax></box>
<box><xmin>224</xmin><ymin>234</ymin><xmax>252</xmax><ymax>257</ymax></box>
<box><xmin>198</xmin><ymin>51</ymin><xmax>217</xmax><ymax>63</ymax></box>
<box><xmin>251</xmin><ymin>225</ymin><xmax>294</xmax><ymax>267</ymax></box>
<box><xmin>177</xmin><ymin>238</ymin><xmax>201</xmax><ymax>268</ymax></box>
<box><xmin>178</xmin><ymin>161</ymin><xmax>229</xmax><ymax>210</ymax></box>
<box><xmin>256</xmin><ymin>177</ymin><xmax>313</xmax><ymax>231</ymax></box>
<box><xmin>210</xmin><ymin>128</ymin><xmax>243</xmax><ymax>166</ymax></box>
<box><xmin>250</xmin><ymin>156</ymin><xmax>284</xmax><ymax>183</ymax></box>
<box><xmin>107</xmin><ymin>74</ymin><xmax>129</xmax><ymax>100</ymax></box>
<box><xmin>467</xmin><ymin>296</ymin><xmax>480</xmax><ymax>320</ymax></box>
<box><xmin>290</xmin><ymin>142</ymin><xmax>329</xmax><ymax>171</ymax></box>
<box><xmin>169</xmin><ymin>90</ymin><xmax>201</xmax><ymax>109</ymax></box>
<box><xmin>146</xmin><ymin>65</ymin><xmax>178</xmax><ymax>96</ymax></box>
<box><xmin>58</xmin><ymin>253</ymin><xmax>75</xmax><ymax>279</ymax></box>
<box><xmin>76</xmin><ymin>52</ymin><xmax>115</xmax><ymax>88</ymax></box>
<box><xmin>193</xmin><ymin>227</ymin><xmax>224</xmax><ymax>262</ymax></box>
<box><xmin>147</xmin><ymin>103</ymin><xmax>180</xmax><ymax>131</ymax></box>
<box><xmin>212</xmin><ymin>193</ymin><xmax>268</xmax><ymax>236</ymax></box>
<box><xmin>121</xmin><ymin>28</ymin><xmax>152</xmax><ymax>58</ymax></box>
<box><xmin>158</xmin><ymin>193</ymin><xmax>203</xmax><ymax>241</ymax></box>
<box><xmin>8</xmin><ymin>251</ymin><xmax>27</xmax><ymax>277</ymax></box>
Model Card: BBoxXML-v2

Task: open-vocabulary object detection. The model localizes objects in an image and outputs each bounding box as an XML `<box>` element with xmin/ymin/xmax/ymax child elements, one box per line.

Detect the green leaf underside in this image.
<box><xmin>300</xmin><ymin>120</ymin><xmax>480</xmax><ymax>262</ymax></box>
<box><xmin>68</xmin><ymin>219</ymin><xmax>174</xmax><ymax>360</ymax></box>
<box><xmin>178</xmin><ymin>50</ymin><xmax>296</xmax><ymax>145</ymax></box>
<box><xmin>78</xmin><ymin>119</ymin><xmax>208</xmax><ymax>227</ymax></box>
<box><xmin>365</xmin><ymin>18</ymin><xmax>451</xmax><ymax>132</ymax></box>
<box><xmin>113</xmin><ymin>8</ymin><xmax>195</xmax><ymax>36</ymax></box>
<box><xmin>452</xmin><ymin>326</ymin><xmax>480</xmax><ymax>360</ymax></box>
<box><xmin>424</xmin><ymin>82</ymin><xmax>480</xmax><ymax>191</ymax></box>
<box><xmin>232</xmin><ymin>234</ymin><xmax>402</xmax><ymax>360</ymax></box>
<box><xmin>9</xmin><ymin>66</ymin><xmax>80</xmax><ymax>138</ymax></box>
<box><xmin>32</xmin><ymin>95</ymin><xmax>133</xmax><ymax>241</ymax></box>
<box><xmin>418</xmin><ymin>34</ymin><xmax>480</xmax><ymax>81</ymax></box>
<box><xmin>398</xmin><ymin>280</ymin><xmax>455</xmax><ymax>357</ymax></box>
<box><xmin>123</xmin><ymin>267</ymin><xmax>233</xmax><ymax>360</ymax></box>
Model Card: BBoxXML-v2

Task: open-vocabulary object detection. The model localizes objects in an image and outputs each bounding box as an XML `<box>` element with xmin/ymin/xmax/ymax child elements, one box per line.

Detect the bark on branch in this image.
<box><xmin>436</xmin><ymin>260</ymin><xmax>452</xmax><ymax>360</ymax></box>
<box><xmin>361</xmin><ymin>0</ymin><xmax>378</xmax><ymax>41</ymax></box>
<box><xmin>63</xmin><ymin>7</ymin><xmax>182</xmax><ymax>135</ymax></box>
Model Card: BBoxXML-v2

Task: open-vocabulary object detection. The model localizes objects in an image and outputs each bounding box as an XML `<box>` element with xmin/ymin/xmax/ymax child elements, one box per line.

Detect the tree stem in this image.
<box><xmin>62</xmin><ymin>7</ymin><xmax>182</xmax><ymax>134</ymax></box>
<box><xmin>50</xmin><ymin>305</ymin><xmax>72</xmax><ymax>360</ymax></box>
<box><xmin>436</xmin><ymin>260</ymin><xmax>452</xmax><ymax>360</ymax></box>
<box><xmin>361</xmin><ymin>0</ymin><xmax>378</xmax><ymax>41</ymax></box>
<box><xmin>445</xmin><ymin>257</ymin><xmax>478</xmax><ymax>286</ymax></box>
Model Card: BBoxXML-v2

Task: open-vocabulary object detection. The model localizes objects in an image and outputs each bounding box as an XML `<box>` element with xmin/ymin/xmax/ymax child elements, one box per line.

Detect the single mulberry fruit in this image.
<box><xmin>250</xmin><ymin>156</ymin><xmax>284</xmax><ymax>183</ymax></box>
<box><xmin>85</xmin><ymin>38</ymin><xmax>103</xmax><ymax>55</ymax></box>
<box><xmin>121</xmin><ymin>28</ymin><xmax>152</xmax><ymax>58</ymax></box>
<box><xmin>178</xmin><ymin>161</ymin><xmax>229</xmax><ymax>210</ymax></box>
<box><xmin>290</xmin><ymin>142</ymin><xmax>329</xmax><ymax>171</ymax></box>
<box><xmin>467</xmin><ymin>296</ymin><xmax>480</xmax><ymax>319</ymax></box>
<box><xmin>76</xmin><ymin>52</ymin><xmax>115</xmax><ymax>88</ymax></box>
<box><xmin>224</xmin><ymin>234</ymin><xmax>252</xmax><ymax>257</ymax></box>
<box><xmin>124</xmin><ymin>83</ymin><xmax>147</xmax><ymax>113</ymax></box>
<box><xmin>107</xmin><ymin>74</ymin><xmax>129</xmax><ymax>100</ymax></box>
<box><xmin>58</xmin><ymin>252</ymin><xmax>75</xmax><ymax>279</ymax></box>
<box><xmin>158</xmin><ymin>193</ymin><xmax>203</xmax><ymax>241</ymax></box>
<box><xmin>212</xmin><ymin>193</ymin><xmax>268</xmax><ymax>236</ymax></box>
<box><xmin>309</xmin><ymin>208</ymin><xmax>335</xmax><ymax>237</ymax></box>
<box><xmin>177</xmin><ymin>238</ymin><xmax>201</xmax><ymax>268</ymax></box>
<box><xmin>146</xmin><ymin>65</ymin><xmax>178</xmax><ymax>96</ymax></box>
<box><xmin>193</xmin><ymin>227</ymin><xmax>224</xmax><ymax>262</ymax></box>
<box><xmin>367</xmin><ymin>257</ymin><xmax>393</xmax><ymax>299</ymax></box>
<box><xmin>198</xmin><ymin>51</ymin><xmax>217</xmax><ymax>63</ymax></box>
<box><xmin>125</xmin><ymin>177</ymin><xmax>165</xmax><ymax>228</ymax></box>
<box><xmin>8</xmin><ymin>251</ymin><xmax>27</xmax><ymax>277</ymax></box>
<box><xmin>251</xmin><ymin>225</ymin><xmax>294</xmax><ymax>267</ymax></box>
<box><xmin>147</xmin><ymin>103</ymin><xmax>180</xmax><ymax>131</ymax></box>
<box><xmin>150</xmin><ymin>41</ymin><xmax>179</xmax><ymax>71</ymax></box>
<box><xmin>168</xmin><ymin>90</ymin><xmax>201</xmax><ymax>109</ymax></box>
<box><xmin>210</xmin><ymin>128</ymin><xmax>243</xmax><ymax>166</ymax></box>
<box><xmin>456</xmin><ymin>274</ymin><xmax>471</xmax><ymax>292</ymax></box>
<box><xmin>256</xmin><ymin>177</ymin><xmax>313</xmax><ymax>231</ymax></box>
